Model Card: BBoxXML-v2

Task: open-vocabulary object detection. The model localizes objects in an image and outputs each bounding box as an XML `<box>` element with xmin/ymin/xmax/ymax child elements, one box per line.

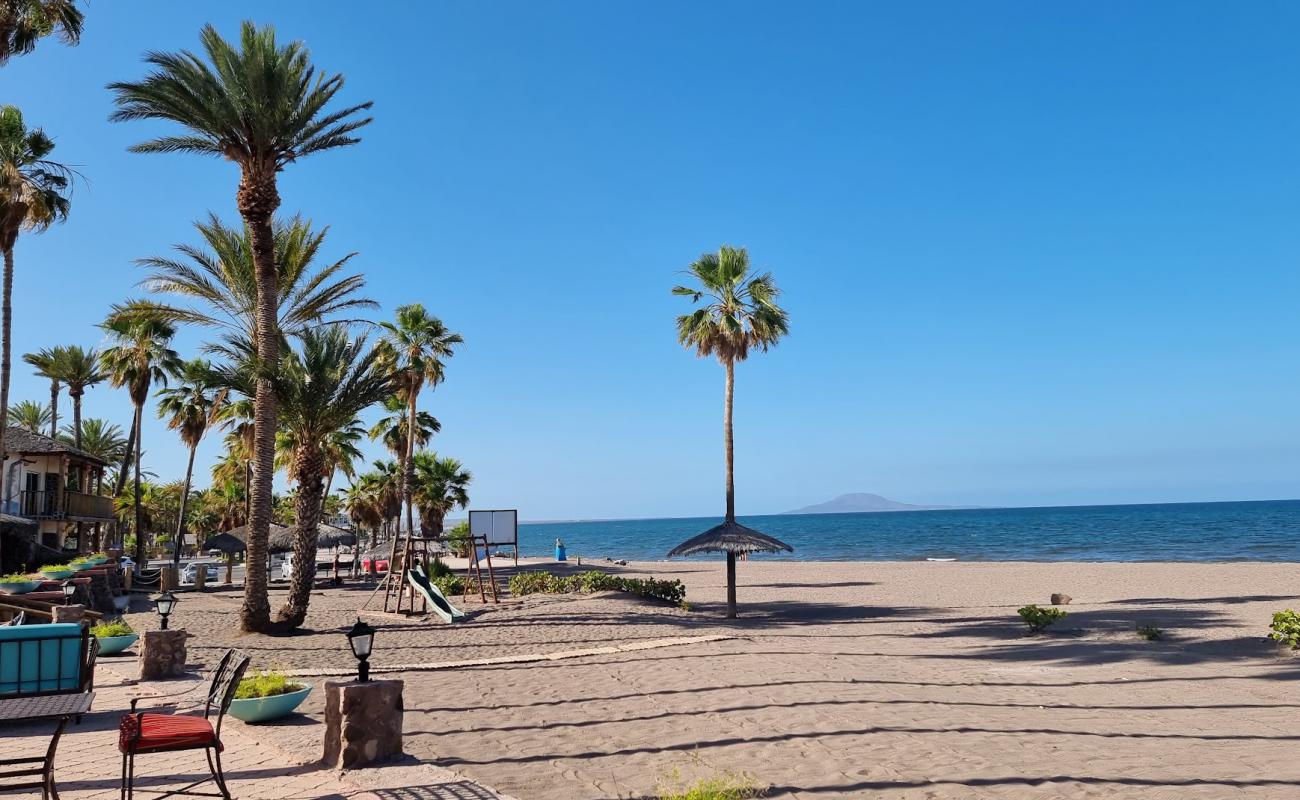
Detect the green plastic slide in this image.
<box><xmin>407</xmin><ymin>564</ymin><xmax>466</xmax><ymax>623</ymax></box>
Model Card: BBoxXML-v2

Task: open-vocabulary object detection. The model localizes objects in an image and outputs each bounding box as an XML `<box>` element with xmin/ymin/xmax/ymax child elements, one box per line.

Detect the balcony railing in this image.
<box><xmin>18</xmin><ymin>490</ymin><xmax>114</xmax><ymax>521</ymax></box>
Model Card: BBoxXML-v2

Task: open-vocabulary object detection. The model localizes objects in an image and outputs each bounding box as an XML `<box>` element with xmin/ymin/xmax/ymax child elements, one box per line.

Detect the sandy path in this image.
<box><xmin>133</xmin><ymin>560</ymin><xmax>1300</xmax><ymax>799</ymax></box>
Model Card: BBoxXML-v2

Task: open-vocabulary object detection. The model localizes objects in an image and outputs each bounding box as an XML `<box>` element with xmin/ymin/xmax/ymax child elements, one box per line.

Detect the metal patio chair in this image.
<box><xmin>118</xmin><ymin>649</ymin><xmax>249</xmax><ymax>800</ymax></box>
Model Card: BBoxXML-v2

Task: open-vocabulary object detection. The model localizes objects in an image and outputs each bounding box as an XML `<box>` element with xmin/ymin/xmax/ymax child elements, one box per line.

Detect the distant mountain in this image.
<box><xmin>783</xmin><ymin>492</ymin><xmax>974</xmax><ymax>515</ymax></box>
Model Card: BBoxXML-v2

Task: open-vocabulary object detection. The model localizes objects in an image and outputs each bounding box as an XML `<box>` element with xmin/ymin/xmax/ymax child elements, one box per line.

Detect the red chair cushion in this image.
<box><xmin>119</xmin><ymin>712</ymin><xmax>221</xmax><ymax>753</ymax></box>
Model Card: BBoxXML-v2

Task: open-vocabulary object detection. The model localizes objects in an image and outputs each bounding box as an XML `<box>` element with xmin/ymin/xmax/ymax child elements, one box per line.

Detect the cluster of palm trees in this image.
<box><xmin>0</xmin><ymin>13</ymin><xmax>473</xmax><ymax>632</ymax></box>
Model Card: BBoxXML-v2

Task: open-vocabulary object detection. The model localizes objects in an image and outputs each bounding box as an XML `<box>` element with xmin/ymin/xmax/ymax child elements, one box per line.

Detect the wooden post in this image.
<box><xmin>726</xmin><ymin>551</ymin><xmax>737</xmax><ymax>619</ymax></box>
<box><xmin>225</xmin><ymin>553</ymin><xmax>234</xmax><ymax>584</ymax></box>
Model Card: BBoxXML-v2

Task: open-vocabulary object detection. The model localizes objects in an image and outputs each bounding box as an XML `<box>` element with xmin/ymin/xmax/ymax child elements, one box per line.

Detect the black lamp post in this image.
<box><xmin>60</xmin><ymin>580</ymin><xmax>76</xmax><ymax>606</ymax></box>
<box><xmin>155</xmin><ymin>590</ymin><xmax>178</xmax><ymax>630</ymax></box>
<box><xmin>345</xmin><ymin>617</ymin><xmax>376</xmax><ymax>682</ymax></box>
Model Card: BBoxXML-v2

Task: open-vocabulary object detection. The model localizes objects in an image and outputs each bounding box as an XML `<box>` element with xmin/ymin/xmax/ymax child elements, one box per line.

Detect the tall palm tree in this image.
<box><xmin>367</xmin><ymin>394</ymin><xmax>440</xmax><ymax>461</ymax></box>
<box><xmin>6</xmin><ymin>398</ymin><xmax>46</xmax><ymax>432</ymax></box>
<box><xmin>673</xmin><ymin>246</ymin><xmax>789</xmax><ymax>617</ymax></box>
<box><xmin>22</xmin><ymin>346</ymin><xmax>61</xmax><ymax>437</ymax></box>
<box><xmin>226</xmin><ymin>325</ymin><xmax>391</xmax><ymax>627</ymax></box>
<box><xmin>50</xmin><ymin>345</ymin><xmax>102</xmax><ymax>448</ymax></box>
<box><xmin>0</xmin><ymin>105</ymin><xmax>71</xmax><ymax>507</ymax></box>
<box><xmin>0</xmin><ymin>0</ymin><xmax>83</xmax><ymax>64</ymax></box>
<box><xmin>345</xmin><ymin>477</ymin><xmax>384</xmax><ymax>554</ymax></box>
<box><xmin>63</xmin><ymin>417</ymin><xmax>126</xmax><ymax>464</ymax></box>
<box><xmin>110</xmin><ymin>213</ymin><xmax>375</xmax><ymax>360</ymax></box>
<box><xmin>411</xmin><ymin>452</ymin><xmax>471</xmax><ymax>536</ymax></box>
<box><xmin>377</xmin><ymin>305</ymin><xmax>462</xmax><ymax>541</ymax></box>
<box><xmin>109</xmin><ymin>21</ymin><xmax>373</xmax><ymax>634</ymax></box>
<box><xmin>156</xmin><ymin>359</ymin><xmax>224</xmax><ymax>567</ymax></box>
<box><xmin>99</xmin><ymin>317</ymin><xmax>180</xmax><ymax>564</ymax></box>
<box><xmin>320</xmin><ymin>423</ymin><xmax>364</xmax><ymax>513</ymax></box>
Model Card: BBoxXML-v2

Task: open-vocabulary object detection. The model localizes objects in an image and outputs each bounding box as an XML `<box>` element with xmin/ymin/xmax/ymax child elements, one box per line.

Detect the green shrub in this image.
<box><xmin>40</xmin><ymin>564</ymin><xmax>74</xmax><ymax>572</ymax></box>
<box><xmin>428</xmin><ymin>557</ymin><xmax>453</xmax><ymax>579</ymax></box>
<box><xmin>91</xmin><ymin>618</ymin><xmax>134</xmax><ymax>638</ymax></box>
<box><xmin>234</xmin><ymin>670</ymin><xmax>305</xmax><ymax>699</ymax></box>
<box><xmin>1269</xmin><ymin>610</ymin><xmax>1300</xmax><ymax>649</ymax></box>
<box><xmin>1136</xmin><ymin>624</ymin><xmax>1162</xmax><ymax>641</ymax></box>
<box><xmin>508</xmin><ymin>569</ymin><xmax>687</xmax><ymax>606</ymax></box>
<box><xmin>1018</xmin><ymin>604</ymin><xmax>1067</xmax><ymax>633</ymax></box>
<box><xmin>0</xmin><ymin>573</ymin><xmax>34</xmax><ymax>583</ymax></box>
<box><xmin>431</xmin><ymin>574</ymin><xmax>464</xmax><ymax>597</ymax></box>
<box><xmin>658</xmin><ymin>771</ymin><xmax>764</xmax><ymax>800</ymax></box>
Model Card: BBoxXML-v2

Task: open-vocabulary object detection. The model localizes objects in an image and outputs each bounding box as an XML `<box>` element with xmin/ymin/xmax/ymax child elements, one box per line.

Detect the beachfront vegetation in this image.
<box><xmin>1018</xmin><ymin>604</ymin><xmax>1067</xmax><ymax>633</ymax></box>
<box><xmin>0</xmin><ymin>18</ymin><xmax>476</xmax><ymax>632</ymax></box>
<box><xmin>1268</xmin><ymin>610</ymin><xmax>1300</xmax><ymax>649</ymax></box>
<box><xmin>108</xmin><ymin>20</ymin><xmax>374</xmax><ymax>633</ymax></box>
<box><xmin>6</xmin><ymin>398</ymin><xmax>48</xmax><ymax>431</ymax></box>
<box><xmin>509</xmin><ymin>569</ymin><xmax>688</xmax><ymax>607</ymax></box>
<box><xmin>234</xmin><ymin>670</ymin><xmax>305</xmax><ymax>700</ymax></box>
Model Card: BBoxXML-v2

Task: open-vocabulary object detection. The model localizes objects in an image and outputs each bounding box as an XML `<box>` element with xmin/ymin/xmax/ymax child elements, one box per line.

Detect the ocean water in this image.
<box><xmin>517</xmin><ymin>500</ymin><xmax>1300</xmax><ymax>562</ymax></box>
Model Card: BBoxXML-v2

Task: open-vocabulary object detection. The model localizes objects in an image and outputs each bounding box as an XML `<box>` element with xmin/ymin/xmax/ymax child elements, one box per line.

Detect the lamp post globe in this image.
<box><xmin>155</xmin><ymin>591</ymin><xmax>178</xmax><ymax>630</ymax></box>
<box><xmin>345</xmin><ymin>618</ymin><xmax>376</xmax><ymax>682</ymax></box>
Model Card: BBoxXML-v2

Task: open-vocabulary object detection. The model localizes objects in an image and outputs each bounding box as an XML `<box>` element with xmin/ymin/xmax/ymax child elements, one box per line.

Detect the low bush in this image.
<box><xmin>508</xmin><ymin>569</ymin><xmax>687</xmax><ymax>606</ymax></box>
<box><xmin>1136</xmin><ymin>624</ymin><xmax>1162</xmax><ymax>641</ymax></box>
<box><xmin>658</xmin><ymin>770</ymin><xmax>764</xmax><ymax>800</ymax></box>
<box><xmin>0</xmin><ymin>573</ymin><xmax>34</xmax><ymax>583</ymax></box>
<box><xmin>91</xmin><ymin>618</ymin><xmax>134</xmax><ymax>638</ymax></box>
<box><xmin>41</xmin><ymin>564</ymin><xmax>73</xmax><ymax>572</ymax></box>
<box><xmin>431</xmin><ymin>574</ymin><xmax>464</xmax><ymax>597</ymax></box>
<box><xmin>1018</xmin><ymin>604</ymin><xmax>1067</xmax><ymax>633</ymax></box>
<box><xmin>234</xmin><ymin>670</ymin><xmax>306</xmax><ymax>700</ymax></box>
<box><xmin>1269</xmin><ymin>610</ymin><xmax>1300</xmax><ymax>649</ymax></box>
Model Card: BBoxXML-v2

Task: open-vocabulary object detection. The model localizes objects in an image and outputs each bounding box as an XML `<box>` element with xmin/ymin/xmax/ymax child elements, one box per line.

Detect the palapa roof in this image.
<box><xmin>4</xmin><ymin>426</ymin><xmax>108</xmax><ymax>466</ymax></box>
<box><xmin>201</xmin><ymin>531</ymin><xmax>246</xmax><ymax>554</ymax></box>
<box><xmin>217</xmin><ymin>522</ymin><xmax>356</xmax><ymax>554</ymax></box>
<box><xmin>668</xmin><ymin>519</ymin><xmax>794</xmax><ymax>557</ymax></box>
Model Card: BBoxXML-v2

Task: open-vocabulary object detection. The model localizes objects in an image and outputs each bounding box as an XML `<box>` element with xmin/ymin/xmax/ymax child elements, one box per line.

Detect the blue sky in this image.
<box><xmin>2</xmin><ymin>2</ymin><xmax>1299</xmax><ymax>519</ymax></box>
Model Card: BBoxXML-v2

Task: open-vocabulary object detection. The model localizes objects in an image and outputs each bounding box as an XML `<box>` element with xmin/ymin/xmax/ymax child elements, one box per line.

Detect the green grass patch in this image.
<box><xmin>90</xmin><ymin>618</ymin><xmax>134</xmax><ymax>638</ymax></box>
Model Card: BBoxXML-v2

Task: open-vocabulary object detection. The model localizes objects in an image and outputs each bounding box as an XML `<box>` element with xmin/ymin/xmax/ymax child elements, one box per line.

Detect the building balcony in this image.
<box><xmin>16</xmin><ymin>490</ymin><xmax>115</xmax><ymax>522</ymax></box>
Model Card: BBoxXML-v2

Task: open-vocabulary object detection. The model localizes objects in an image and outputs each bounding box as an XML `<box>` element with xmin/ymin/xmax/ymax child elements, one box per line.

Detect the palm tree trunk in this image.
<box><xmin>403</xmin><ymin>384</ymin><xmax>418</xmax><ymax>539</ymax></box>
<box><xmin>173</xmin><ymin>444</ymin><xmax>196</xmax><ymax>568</ymax></box>
<box><xmin>132</xmin><ymin>403</ymin><xmax>144</xmax><ymax>566</ymax></box>
<box><xmin>0</xmin><ymin>245</ymin><xmax>14</xmax><ymax>514</ymax></box>
<box><xmin>322</xmin><ymin>471</ymin><xmax>333</xmax><ymax>517</ymax></box>
<box><xmin>113</xmin><ymin>412</ymin><xmax>138</xmax><ymax>549</ymax></box>
<box><xmin>279</xmin><ymin>446</ymin><xmax>324</xmax><ymax>628</ymax></box>
<box><xmin>47</xmin><ymin>379</ymin><xmax>57</xmax><ymax>440</ymax></box>
<box><xmin>72</xmin><ymin>393</ymin><xmax>83</xmax><ymax>554</ymax></box>
<box><xmin>237</xmin><ymin>173</ymin><xmax>279</xmax><ymax>634</ymax></box>
<box><xmin>724</xmin><ymin>359</ymin><xmax>735</xmax><ymax>522</ymax></box>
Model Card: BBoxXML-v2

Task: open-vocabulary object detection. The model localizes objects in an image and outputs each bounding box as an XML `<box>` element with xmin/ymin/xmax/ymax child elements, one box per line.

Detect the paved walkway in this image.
<box><xmin>0</xmin><ymin>659</ymin><xmax>512</xmax><ymax>800</ymax></box>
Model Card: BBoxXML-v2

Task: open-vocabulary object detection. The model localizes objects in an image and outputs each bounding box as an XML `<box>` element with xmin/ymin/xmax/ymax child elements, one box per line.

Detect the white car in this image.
<box><xmin>182</xmin><ymin>561</ymin><xmax>219</xmax><ymax>584</ymax></box>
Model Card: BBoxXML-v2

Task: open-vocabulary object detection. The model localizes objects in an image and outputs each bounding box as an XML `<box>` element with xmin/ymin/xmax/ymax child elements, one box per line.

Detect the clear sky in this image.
<box><xmin>2</xmin><ymin>2</ymin><xmax>1298</xmax><ymax>520</ymax></box>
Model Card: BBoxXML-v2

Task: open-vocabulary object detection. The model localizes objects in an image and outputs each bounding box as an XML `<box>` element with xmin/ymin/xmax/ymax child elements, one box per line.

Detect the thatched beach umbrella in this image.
<box><xmin>669</xmin><ymin>520</ymin><xmax>791</xmax><ymax>618</ymax></box>
<box><xmin>202</xmin><ymin>531</ymin><xmax>246</xmax><ymax>584</ymax></box>
<box><xmin>315</xmin><ymin>524</ymin><xmax>357</xmax><ymax>550</ymax></box>
<box><xmin>224</xmin><ymin>523</ymin><xmax>294</xmax><ymax>554</ymax></box>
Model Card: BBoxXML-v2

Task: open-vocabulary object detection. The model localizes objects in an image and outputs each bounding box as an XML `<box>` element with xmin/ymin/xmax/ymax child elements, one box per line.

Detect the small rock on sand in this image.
<box><xmin>1051</xmin><ymin>593</ymin><xmax>1072</xmax><ymax>605</ymax></box>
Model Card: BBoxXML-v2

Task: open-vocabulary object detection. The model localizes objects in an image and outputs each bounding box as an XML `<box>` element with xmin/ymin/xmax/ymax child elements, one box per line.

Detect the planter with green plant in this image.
<box><xmin>0</xmin><ymin>573</ymin><xmax>40</xmax><ymax>595</ymax></box>
<box><xmin>91</xmin><ymin>618</ymin><xmax>139</xmax><ymax>655</ymax></box>
<box><xmin>38</xmin><ymin>564</ymin><xmax>75</xmax><ymax>580</ymax></box>
<box><xmin>228</xmin><ymin>670</ymin><xmax>313</xmax><ymax>722</ymax></box>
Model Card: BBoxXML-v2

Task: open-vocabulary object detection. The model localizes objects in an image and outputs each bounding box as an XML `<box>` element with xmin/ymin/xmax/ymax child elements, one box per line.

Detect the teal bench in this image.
<box><xmin>0</xmin><ymin>623</ymin><xmax>95</xmax><ymax>697</ymax></box>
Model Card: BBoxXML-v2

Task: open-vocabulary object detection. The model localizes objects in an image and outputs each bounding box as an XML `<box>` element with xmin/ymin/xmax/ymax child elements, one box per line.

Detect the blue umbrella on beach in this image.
<box><xmin>668</xmin><ymin>520</ymin><xmax>792</xmax><ymax>618</ymax></box>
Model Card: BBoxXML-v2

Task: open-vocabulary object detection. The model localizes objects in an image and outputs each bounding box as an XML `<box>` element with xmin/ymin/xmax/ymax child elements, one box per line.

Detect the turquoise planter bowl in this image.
<box><xmin>0</xmin><ymin>581</ymin><xmax>39</xmax><ymax>595</ymax></box>
<box><xmin>95</xmin><ymin>633</ymin><xmax>138</xmax><ymax>655</ymax></box>
<box><xmin>40</xmin><ymin>569</ymin><xmax>73</xmax><ymax>580</ymax></box>
<box><xmin>228</xmin><ymin>685</ymin><xmax>312</xmax><ymax>723</ymax></box>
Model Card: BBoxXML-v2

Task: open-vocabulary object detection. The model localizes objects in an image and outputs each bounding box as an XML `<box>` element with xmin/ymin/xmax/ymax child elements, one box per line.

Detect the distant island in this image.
<box><xmin>783</xmin><ymin>492</ymin><xmax>977</xmax><ymax>515</ymax></box>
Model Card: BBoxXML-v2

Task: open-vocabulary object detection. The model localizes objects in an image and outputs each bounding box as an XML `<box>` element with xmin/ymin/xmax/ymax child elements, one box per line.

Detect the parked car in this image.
<box><xmin>360</xmin><ymin>557</ymin><xmax>389</xmax><ymax>574</ymax></box>
<box><xmin>181</xmin><ymin>561</ymin><xmax>219</xmax><ymax>584</ymax></box>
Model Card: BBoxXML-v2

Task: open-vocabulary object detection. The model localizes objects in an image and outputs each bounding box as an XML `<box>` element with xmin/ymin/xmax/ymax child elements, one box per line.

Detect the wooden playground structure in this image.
<box><xmin>361</xmin><ymin>532</ymin><xmax>500</xmax><ymax>619</ymax></box>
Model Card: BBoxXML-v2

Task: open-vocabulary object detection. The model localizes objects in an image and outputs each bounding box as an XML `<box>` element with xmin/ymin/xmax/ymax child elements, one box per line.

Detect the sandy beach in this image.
<box><xmin>120</xmin><ymin>558</ymin><xmax>1300</xmax><ymax>799</ymax></box>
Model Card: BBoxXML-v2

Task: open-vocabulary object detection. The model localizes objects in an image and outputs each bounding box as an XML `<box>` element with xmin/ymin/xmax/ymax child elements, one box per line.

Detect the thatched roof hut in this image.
<box><xmin>668</xmin><ymin>519</ymin><xmax>792</xmax><ymax>618</ymax></box>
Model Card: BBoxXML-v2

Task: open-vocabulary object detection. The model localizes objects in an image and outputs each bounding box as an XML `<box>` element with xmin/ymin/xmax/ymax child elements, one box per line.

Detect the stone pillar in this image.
<box><xmin>322</xmin><ymin>679</ymin><xmax>404</xmax><ymax>769</ymax></box>
<box><xmin>192</xmin><ymin>568</ymin><xmax>206</xmax><ymax>591</ymax></box>
<box><xmin>52</xmin><ymin>604</ymin><xmax>86</xmax><ymax>625</ymax></box>
<box><xmin>139</xmin><ymin>629</ymin><xmax>188</xmax><ymax>680</ymax></box>
<box><xmin>159</xmin><ymin>566</ymin><xmax>179</xmax><ymax>592</ymax></box>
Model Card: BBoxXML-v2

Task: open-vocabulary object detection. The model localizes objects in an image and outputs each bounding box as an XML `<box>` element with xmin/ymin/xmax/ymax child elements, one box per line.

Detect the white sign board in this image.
<box><xmin>469</xmin><ymin>509</ymin><xmax>518</xmax><ymax>548</ymax></box>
